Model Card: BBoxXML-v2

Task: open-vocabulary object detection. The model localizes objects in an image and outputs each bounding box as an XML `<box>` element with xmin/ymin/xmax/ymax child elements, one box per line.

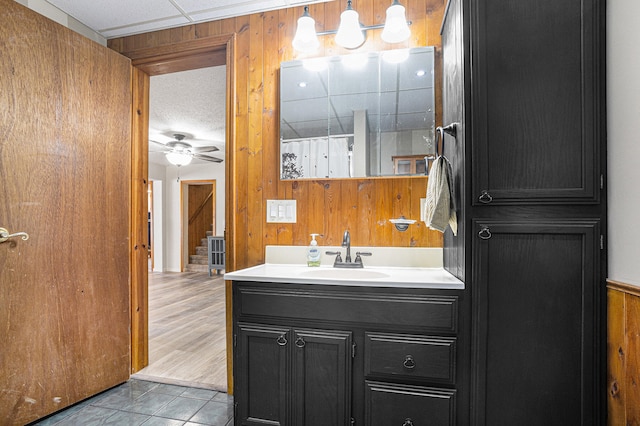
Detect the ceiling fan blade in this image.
<box><xmin>149</xmin><ymin>139</ymin><xmax>171</xmax><ymax>152</ymax></box>
<box><xmin>191</xmin><ymin>145</ymin><xmax>220</xmax><ymax>153</ymax></box>
<box><xmin>192</xmin><ymin>153</ymin><xmax>224</xmax><ymax>163</ymax></box>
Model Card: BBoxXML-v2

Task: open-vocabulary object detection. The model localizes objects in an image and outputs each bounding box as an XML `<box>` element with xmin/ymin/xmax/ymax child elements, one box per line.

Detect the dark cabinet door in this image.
<box><xmin>292</xmin><ymin>329</ymin><xmax>353</xmax><ymax>426</ymax></box>
<box><xmin>235</xmin><ymin>323</ymin><xmax>353</xmax><ymax>426</ymax></box>
<box><xmin>235</xmin><ymin>323</ymin><xmax>291</xmax><ymax>425</ymax></box>
<box><xmin>470</xmin><ymin>0</ymin><xmax>601</xmax><ymax>205</ymax></box>
<box><xmin>471</xmin><ymin>220</ymin><xmax>602</xmax><ymax>425</ymax></box>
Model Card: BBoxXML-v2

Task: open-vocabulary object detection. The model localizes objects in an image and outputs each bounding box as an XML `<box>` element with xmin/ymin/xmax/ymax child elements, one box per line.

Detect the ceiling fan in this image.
<box><xmin>150</xmin><ymin>133</ymin><xmax>223</xmax><ymax>166</ymax></box>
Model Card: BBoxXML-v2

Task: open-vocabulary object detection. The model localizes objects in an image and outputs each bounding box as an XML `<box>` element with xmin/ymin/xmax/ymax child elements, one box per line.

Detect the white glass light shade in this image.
<box><xmin>381</xmin><ymin>1</ymin><xmax>411</xmax><ymax>43</ymax></box>
<box><xmin>335</xmin><ymin>8</ymin><xmax>365</xmax><ymax>49</ymax></box>
<box><xmin>166</xmin><ymin>152</ymin><xmax>192</xmax><ymax>166</ymax></box>
<box><xmin>292</xmin><ymin>10</ymin><xmax>319</xmax><ymax>53</ymax></box>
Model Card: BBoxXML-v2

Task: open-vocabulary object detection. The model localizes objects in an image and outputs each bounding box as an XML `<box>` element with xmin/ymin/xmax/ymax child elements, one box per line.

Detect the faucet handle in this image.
<box><xmin>354</xmin><ymin>251</ymin><xmax>371</xmax><ymax>264</ymax></box>
<box><xmin>325</xmin><ymin>251</ymin><xmax>343</xmax><ymax>263</ymax></box>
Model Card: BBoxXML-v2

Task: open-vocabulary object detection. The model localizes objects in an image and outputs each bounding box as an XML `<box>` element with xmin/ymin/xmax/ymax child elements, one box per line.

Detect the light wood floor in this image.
<box><xmin>132</xmin><ymin>272</ymin><xmax>227</xmax><ymax>392</ymax></box>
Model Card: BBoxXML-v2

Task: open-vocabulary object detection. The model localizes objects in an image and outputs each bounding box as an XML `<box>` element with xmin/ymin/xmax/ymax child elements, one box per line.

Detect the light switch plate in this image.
<box><xmin>420</xmin><ymin>198</ymin><xmax>426</xmax><ymax>222</ymax></box>
<box><xmin>266</xmin><ymin>199</ymin><xmax>297</xmax><ymax>223</ymax></box>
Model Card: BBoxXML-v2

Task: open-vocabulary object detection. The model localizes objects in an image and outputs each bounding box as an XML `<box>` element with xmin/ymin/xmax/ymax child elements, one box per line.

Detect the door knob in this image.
<box><xmin>0</xmin><ymin>228</ymin><xmax>29</xmax><ymax>244</ymax></box>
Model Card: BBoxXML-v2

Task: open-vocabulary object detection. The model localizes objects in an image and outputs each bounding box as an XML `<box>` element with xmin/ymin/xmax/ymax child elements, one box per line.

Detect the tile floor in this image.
<box><xmin>30</xmin><ymin>379</ymin><xmax>234</xmax><ymax>426</ymax></box>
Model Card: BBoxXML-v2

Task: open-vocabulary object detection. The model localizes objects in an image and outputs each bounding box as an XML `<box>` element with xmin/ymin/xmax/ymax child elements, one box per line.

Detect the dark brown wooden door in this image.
<box><xmin>0</xmin><ymin>1</ymin><xmax>132</xmax><ymax>424</ymax></box>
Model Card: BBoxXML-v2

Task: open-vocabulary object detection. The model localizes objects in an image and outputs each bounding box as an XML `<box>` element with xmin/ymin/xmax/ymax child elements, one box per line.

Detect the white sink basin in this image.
<box><xmin>299</xmin><ymin>268</ymin><xmax>390</xmax><ymax>280</ymax></box>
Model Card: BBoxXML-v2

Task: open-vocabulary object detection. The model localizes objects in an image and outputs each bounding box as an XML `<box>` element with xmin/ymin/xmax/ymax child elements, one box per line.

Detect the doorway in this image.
<box><xmin>182</xmin><ymin>180</ymin><xmax>217</xmax><ymax>272</ymax></box>
<box><xmin>139</xmin><ymin>68</ymin><xmax>226</xmax><ymax>389</ymax></box>
<box><xmin>129</xmin><ymin>34</ymin><xmax>236</xmax><ymax>393</ymax></box>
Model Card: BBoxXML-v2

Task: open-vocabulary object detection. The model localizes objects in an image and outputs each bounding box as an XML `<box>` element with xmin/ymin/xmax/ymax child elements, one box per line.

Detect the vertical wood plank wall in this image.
<box><xmin>607</xmin><ymin>280</ymin><xmax>640</xmax><ymax>426</ymax></box>
<box><xmin>109</xmin><ymin>0</ymin><xmax>447</xmax><ymax>271</ymax></box>
<box><xmin>130</xmin><ymin>67</ymin><xmax>150</xmax><ymax>372</ymax></box>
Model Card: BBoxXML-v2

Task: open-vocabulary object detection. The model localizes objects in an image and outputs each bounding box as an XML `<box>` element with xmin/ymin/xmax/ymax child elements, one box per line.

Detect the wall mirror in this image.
<box><xmin>280</xmin><ymin>46</ymin><xmax>435</xmax><ymax>180</ymax></box>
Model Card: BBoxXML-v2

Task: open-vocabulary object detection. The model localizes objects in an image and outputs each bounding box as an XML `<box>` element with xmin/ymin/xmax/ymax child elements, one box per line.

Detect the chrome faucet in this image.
<box><xmin>326</xmin><ymin>230</ymin><xmax>372</xmax><ymax>268</ymax></box>
<box><xmin>342</xmin><ymin>230</ymin><xmax>352</xmax><ymax>263</ymax></box>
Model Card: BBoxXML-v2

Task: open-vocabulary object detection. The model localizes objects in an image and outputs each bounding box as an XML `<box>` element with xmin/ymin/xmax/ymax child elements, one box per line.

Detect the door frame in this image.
<box><xmin>181</xmin><ymin>179</ymin><xmax>217</xmax><ymax>271</ymax></box>
<box><xmin>129</xmin><ymin>33</ymin><xmax>237</xmax><ymax>394</ymax></box>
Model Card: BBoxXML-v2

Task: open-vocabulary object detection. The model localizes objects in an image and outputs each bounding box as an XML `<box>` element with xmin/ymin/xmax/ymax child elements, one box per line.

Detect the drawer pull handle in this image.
<box><xmin>295</xmin><ymin>336</ymin><xmax>306</xmax><ymax>348</ymax></box>
<box><xmin>478</xmin><ymin>190</ymin><xmax>493</xmax><ymax>204</ymax></box>
<box><xmin>276</xmin><ymin>334</ymin><xmax>287</xmax><ymax>346</ymax></box>
<box><xmin>403</xmin><ymin>355</ymin><xmax>416</xmax><ymax>369</ymax></box>
<box><xmin>478</xmin><ymin>226</ymin><xmax>492</xmax><ymax>240</ymax></box>
<box><xmin>403</xmin><ymin>418</ymin><xmax>414</xmax><ymax>426</ymax></box>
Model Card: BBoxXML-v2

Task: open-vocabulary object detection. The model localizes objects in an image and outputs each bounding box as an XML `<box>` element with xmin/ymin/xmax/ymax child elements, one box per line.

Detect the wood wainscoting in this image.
<box><xmin>607</xmin><ymin>279</ymin><xmax>640</xmax><ymax>425</ymax></box>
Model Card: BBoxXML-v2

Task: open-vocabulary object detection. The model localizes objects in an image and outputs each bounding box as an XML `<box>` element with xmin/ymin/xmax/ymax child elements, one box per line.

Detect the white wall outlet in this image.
<box><xmin>266</xmin><ymin>199</ymin><xmax>297</xmax><ymax>223</ymax></box>
<box><xmin>420</xmin><ymin>198</ymin><xmax>426</xmax><ymax>222</ymax></box>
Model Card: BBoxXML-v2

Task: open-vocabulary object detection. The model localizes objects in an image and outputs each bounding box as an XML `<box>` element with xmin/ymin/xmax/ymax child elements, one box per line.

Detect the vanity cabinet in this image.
<box><xmin>441</xmin><ymin>0</ymin><xmax>606</xmax><ymax>424</ymax></box>
<box><xmin>232</xmin><ymin>281</ymin><xmax>462</xmax><ymax>426</ymax></box>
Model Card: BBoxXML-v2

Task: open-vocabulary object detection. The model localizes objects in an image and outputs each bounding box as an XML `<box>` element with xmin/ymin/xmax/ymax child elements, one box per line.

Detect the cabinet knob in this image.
<box><xmin>276</xmin><ymin>334</ymin><xmax>287</xmax><ymax>346</ymax></box>
<box><xmin>295</xmin><ymin>336</ymin><xmax>306</xmax><ymax>348</ymax></box>
<box><xmin>403</xmin><ymin>418</ymin><xmax>414</xmax><ymax>426</ymax></box>
<box><xmin>478</xmin><ymin>190</ymin><xmax>493</xmax><ymax>204</ymax></box>
<box><xmin>403</xmin><ymin>355</ymin><xmax>416</xmax><ymax>369</ymax></box>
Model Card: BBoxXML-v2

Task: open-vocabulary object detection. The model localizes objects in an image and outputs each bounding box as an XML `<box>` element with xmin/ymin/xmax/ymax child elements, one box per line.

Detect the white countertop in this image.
<box><xmin>224</xmin><ymin>263</ymin><xmax>464</xmax><ymax>289</ymax></box>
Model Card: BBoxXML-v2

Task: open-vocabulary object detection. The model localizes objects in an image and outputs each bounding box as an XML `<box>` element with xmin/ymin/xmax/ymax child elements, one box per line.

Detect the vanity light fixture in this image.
<box><xmin>292</xmin><ymin>6</ymin><xmax>320</xmax><ymax>53</ymax></box>
<box><xmin>380</xmin><ymin>0</ymin><xmax>411</xmax><ymax>43</ymax></box>
<box><xmin>292</xmin><ymin>1</ymin><xmax>412</xmax><ymax>53</ymax></box>
<box><xmin>335</xmin><ymin>0</ymin><xmax>365</xmax><ymax>49</ymax></box>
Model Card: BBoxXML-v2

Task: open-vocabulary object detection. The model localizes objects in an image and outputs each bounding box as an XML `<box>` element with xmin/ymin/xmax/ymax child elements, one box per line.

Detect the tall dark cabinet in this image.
<box><xmin>441</xmin><ymin>0</ymin><xmax>606</xmax><ymax>424</ymax></box>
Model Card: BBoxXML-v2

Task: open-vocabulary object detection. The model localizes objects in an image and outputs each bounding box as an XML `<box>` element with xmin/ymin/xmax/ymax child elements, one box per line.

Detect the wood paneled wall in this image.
<box><xmin>109</xmin><ymin>0</ymin><xmax>447</xmax><ymax>270</ymax></box>
<box><xmin>607</xmin><ymin>280</ymin><xmax>640</xmax><ymax>426</ymax></box>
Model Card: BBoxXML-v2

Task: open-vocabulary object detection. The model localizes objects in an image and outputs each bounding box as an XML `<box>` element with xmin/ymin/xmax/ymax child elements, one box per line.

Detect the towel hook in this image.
<box><xmin>435</xmin><ymin>123</ymin><xmax>458</xmax><ymax>157</ymax></box>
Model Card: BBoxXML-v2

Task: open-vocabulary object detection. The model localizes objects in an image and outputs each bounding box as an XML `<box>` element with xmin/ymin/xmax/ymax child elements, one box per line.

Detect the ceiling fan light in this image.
<box><xmin>166</xmin><ymin>151</ymin><xmax>192</xmax><ymax>166</ymax></box>
<box><xmin>335</xmin><ymin>1</ymin><xmax>365</xmax><ymax>49</ymax></box>
<box><xmin>292</xmin><ymin>6</ymin><xmax>320</xmax><ymax>53</ymax></box>
<box><xmin>381</xmin><ymin>0</ymin><xmax>411</xmax><ymax>44</ymax></box>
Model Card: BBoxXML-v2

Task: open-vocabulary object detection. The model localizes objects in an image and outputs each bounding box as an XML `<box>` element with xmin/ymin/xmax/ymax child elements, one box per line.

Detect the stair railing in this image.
<box><xmin>188</xmin><ymin>191</ymin><xmax>213</xmax><ymax>225</ymax></box>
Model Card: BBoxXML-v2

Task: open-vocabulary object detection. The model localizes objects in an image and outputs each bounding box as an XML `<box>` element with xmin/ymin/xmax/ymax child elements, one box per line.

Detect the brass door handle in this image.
<box><xmin>0</xmin><ymin>228</ymin><xmax>29</xmax><ymax>244</ymax></box>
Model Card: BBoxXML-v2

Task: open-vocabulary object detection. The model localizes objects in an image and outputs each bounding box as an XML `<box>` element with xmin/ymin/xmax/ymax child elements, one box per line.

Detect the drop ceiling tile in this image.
<box><xmin>100</xmin><ymin>16</ymin><xmax>190</xmax><ymax>38</ymax></box>
<box><xmin>46</xmin><ymin>0</ymin><xmax>184</xmax><ymax>31</ymax></box>
<box><xmin>175</xmin><ymin>0</ymin><xmax>282</xmax><ymax>14</ymax></box>
<box><xmin>185</xmin><ymin>0</ymin><xmax>286</xmax><ymax>22</ymax></box>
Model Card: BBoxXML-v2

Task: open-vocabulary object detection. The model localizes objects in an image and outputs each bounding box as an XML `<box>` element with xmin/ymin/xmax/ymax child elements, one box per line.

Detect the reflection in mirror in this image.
<box><xmin>280</xmin><ymin>47</ymin><xmax>435</xmax><ymax>180</ymax></box>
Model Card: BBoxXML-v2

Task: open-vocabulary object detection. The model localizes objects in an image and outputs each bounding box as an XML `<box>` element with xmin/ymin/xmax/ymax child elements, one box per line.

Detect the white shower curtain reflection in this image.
<box><xmin>281</xmin><ymin>137</ymin><xmax>351</xmax><ymax>179</ymax></box>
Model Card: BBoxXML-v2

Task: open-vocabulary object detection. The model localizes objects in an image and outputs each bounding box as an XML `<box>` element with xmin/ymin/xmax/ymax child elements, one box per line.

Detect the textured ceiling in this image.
<box><xmin>148</xmin><ymin>66</ymin><xmax>226</xmax><ymax>166</ymax></box>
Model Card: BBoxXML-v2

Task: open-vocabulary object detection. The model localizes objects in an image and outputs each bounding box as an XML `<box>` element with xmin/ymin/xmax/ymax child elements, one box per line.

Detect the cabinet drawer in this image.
<box><xmin>365</xmin><ymin>381</ymin><xmax>456</xmax><ymax>426</ymax></box>
<box><xmin>235</xmin><ymin>284</ymin><xmax>458</xmax><ymax>332</ymax></box>
<box><xmin>365</xmin><ymin>332</ymin><xmax>456</xmax><ymax>384</ymax></box>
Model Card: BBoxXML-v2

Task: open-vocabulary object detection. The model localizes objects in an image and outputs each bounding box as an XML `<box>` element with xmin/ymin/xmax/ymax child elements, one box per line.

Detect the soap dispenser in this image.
<box><xmin>307</xmin><ymin>233</ymin><xmax>321</xmax><ymax>267</ymax></box>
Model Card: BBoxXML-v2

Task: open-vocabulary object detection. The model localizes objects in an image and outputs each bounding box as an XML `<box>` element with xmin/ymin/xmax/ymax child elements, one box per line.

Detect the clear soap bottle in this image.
<box><xmin>307</xmin><ymin>233</ymin><xmax>321</xmax><ymax>267</ymax></box>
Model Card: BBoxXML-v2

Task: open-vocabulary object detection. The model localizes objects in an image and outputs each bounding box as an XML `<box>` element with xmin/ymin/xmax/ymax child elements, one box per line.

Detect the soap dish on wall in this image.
<box><xmin>389</xmin><ymin>216</ymin><xmax>416</xmax><ymax>232</ymax></box>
